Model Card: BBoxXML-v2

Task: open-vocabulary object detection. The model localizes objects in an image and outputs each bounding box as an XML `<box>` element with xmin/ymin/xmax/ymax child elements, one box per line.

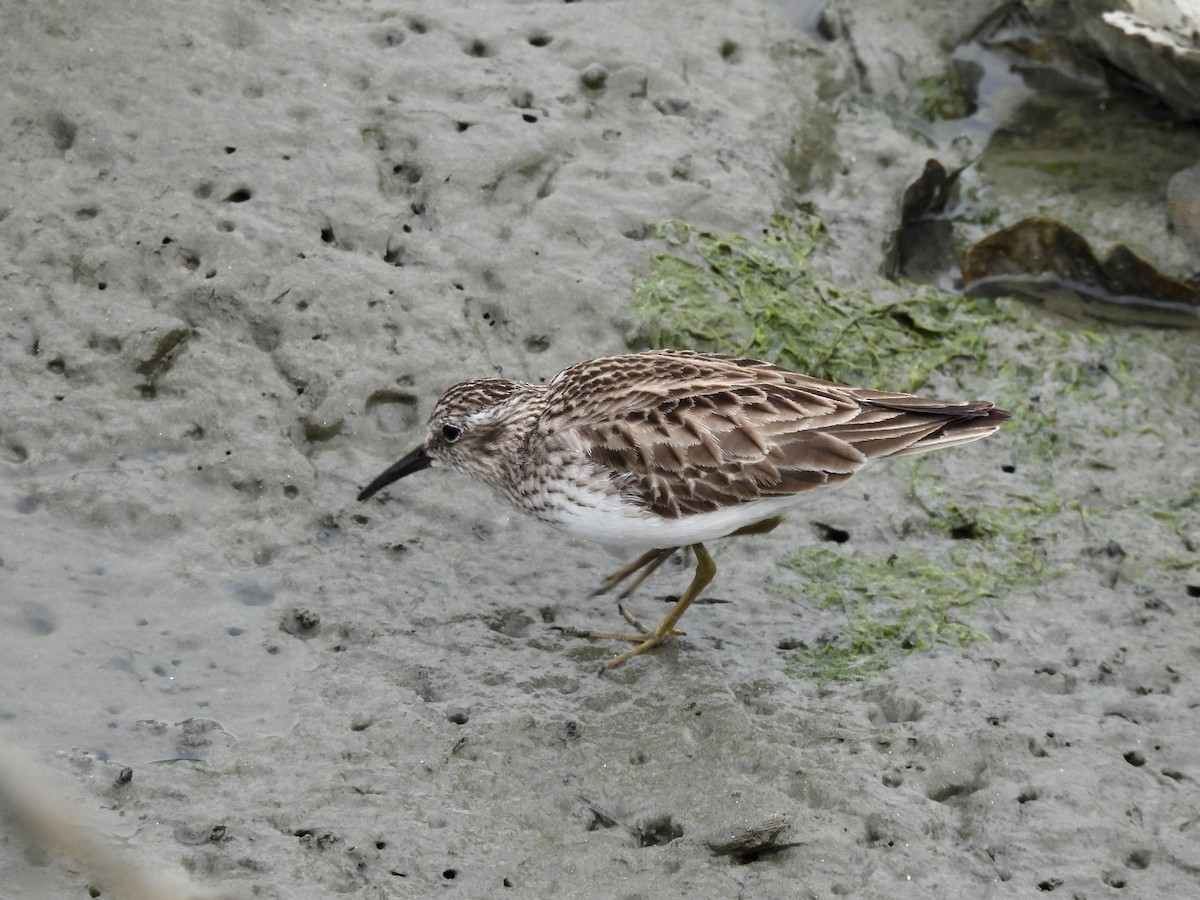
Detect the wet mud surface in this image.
<box><xmin>2</xmin><ymin>2</ymin><xmax>1198</xmax><ymax>897</ymax></box>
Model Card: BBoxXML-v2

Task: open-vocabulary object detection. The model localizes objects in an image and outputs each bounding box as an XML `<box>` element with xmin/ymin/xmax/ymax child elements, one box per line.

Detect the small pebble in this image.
<box><xmin>580</xmin><ymin>63</ymin><xmax>608</xmax><ymax>90</ymax></box>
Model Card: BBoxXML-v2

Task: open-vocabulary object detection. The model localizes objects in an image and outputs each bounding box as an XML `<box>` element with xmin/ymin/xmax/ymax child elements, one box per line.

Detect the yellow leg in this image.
<box><xmin>728</xmin><ymin>515</ymin><xmax>784</xmax><ymax>538</ymax></box>
<box><xmin>558</xmin><ymin>519</ymin><xmax>781</xmax><ymax>668</ymax></box>
<box><xmin>569</xmin><ymin>546</ymin><xmax>685</xmax><ymax>644</ymax></box>
<box><xmin>592</xmin><ymin>547</ymin><xmax>678</xmax><ymax>599</ymax></box>
<box><xmin>601</xmin><ymin>543</ymin><xmax>717</xmax><ymax>669</ymax></box>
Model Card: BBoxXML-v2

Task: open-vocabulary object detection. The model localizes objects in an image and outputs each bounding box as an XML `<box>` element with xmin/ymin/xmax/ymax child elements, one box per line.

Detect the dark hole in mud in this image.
<box><xmin>636</xmin><ymin>815</ymin><xmax>684</xmax><ymax>847</ymax></box>
<box><xmin>949</xmin><ymin>520</ymin><xmax>984</xmax><ymax>539</ymax></box>
<box><xmin>47</xmin><ymin>113</ymin><xmax>76</xmax><ymax>151</ymax></box>
<box><xmin>813</xmin><ymin>522</ymin><xmax>849</xmax><ymax>543</ymax></box>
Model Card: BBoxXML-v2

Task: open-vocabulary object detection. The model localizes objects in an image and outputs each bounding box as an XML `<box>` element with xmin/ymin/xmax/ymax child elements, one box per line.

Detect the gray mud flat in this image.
<box><xmin>2</xmin><ymin>2</ymin><xmax>1197</xmax><ymax>898</ymax></box>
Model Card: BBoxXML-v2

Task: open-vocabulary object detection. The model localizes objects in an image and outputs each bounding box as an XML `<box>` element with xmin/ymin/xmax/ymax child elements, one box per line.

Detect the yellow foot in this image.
<box><xmin>557</xmin><ymin>543</ymin><xmax>718</xmax><ymax>671</ymax></box>
<box><xmin>551</xmin><ymin>623</ymin><xmax>678</xmax><ymax>669</ymax></box>
<box><xmin>552</xmin><ymin>604</ymin><xmax>685</xmax><ymax>644</ymax></box>
<box><xmin>601</xmin><ymin>630</ymin><xmax>673</xmax><ymax>670</ymax></box>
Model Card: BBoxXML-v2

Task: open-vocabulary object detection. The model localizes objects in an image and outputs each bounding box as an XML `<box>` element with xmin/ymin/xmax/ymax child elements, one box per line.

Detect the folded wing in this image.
<box><xmin>543</xmin><ymin>350</ymin><xmax>1010</xmax><ymax>519</ymax></box>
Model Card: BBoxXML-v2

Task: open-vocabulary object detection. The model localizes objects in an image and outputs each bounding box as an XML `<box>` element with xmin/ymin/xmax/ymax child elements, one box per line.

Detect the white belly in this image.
<box><xmin>548</xmin><ymin>491</ymin><xmax>810</xmax><ymax>549</ymax></box>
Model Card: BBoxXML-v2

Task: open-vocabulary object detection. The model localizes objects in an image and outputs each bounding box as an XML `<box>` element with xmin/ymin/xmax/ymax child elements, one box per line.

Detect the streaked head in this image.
<box><xmin>357</xmin><ymin>378</ymin><xmax>536</xmax><ymax>501</ymax></box>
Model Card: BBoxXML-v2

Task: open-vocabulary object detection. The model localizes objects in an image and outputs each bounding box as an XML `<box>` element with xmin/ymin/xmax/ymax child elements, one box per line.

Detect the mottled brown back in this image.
<box><xmin>541</xmin><ymin>350</ymin><xmax>1009</xmax><ymax>518</ymax></box>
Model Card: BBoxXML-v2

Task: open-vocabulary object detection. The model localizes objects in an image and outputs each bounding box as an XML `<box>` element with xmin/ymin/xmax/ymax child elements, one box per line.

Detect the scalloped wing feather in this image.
<box><xmin>542</xmin><ymin>350</ymin><xmax>1009</xmax><ymax>519</ymax></box>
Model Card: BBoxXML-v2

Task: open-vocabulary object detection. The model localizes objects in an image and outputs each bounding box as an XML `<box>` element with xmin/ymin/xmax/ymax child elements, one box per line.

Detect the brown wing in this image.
<box><xmin>543</xmin><ymin>350</ymin><xmax>1010</xmax><ymax>518</ymax></box>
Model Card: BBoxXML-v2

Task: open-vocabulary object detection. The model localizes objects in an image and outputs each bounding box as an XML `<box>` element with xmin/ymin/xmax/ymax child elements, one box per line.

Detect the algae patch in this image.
<box><xmin>777</xmin><ymin>486</ymin><xmax>1058</xmax><ymax>683</ymax></box>
<box><xmin>777</xmin><ymin>548</ymin><xmax>989</xmax><ymax>682</ymax></box>
<box><xmin>627</xmin><ymin>215</ymin><xmax>1007</xmax><ymax>392</ymax></box>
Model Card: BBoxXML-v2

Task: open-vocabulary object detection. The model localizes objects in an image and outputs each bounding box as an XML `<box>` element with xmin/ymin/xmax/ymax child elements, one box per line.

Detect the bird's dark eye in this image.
<box><xmin>441</xmin><ymin>423</ymin><xmax>462</xmax><ymax>443</ymax></box>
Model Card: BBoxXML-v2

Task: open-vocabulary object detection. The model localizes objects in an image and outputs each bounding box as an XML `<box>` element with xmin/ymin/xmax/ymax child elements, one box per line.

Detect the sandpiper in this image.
<box><xmin>357</xmin><ymin>350</ymin><xmax>1011</xmax><ymax>669</ymax></box>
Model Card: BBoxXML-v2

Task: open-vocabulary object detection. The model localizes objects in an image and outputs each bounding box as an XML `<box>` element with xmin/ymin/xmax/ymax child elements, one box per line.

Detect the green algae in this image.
<box><xmin>627</xmin><ymin>215</ymin><xmax>1008</xmax><ymax>393</ymax></box>
<box><xmin>777</xmin><ymin>487</ymin><xmax>1059</xmax><ymax>683</ymax></box>
<box><xmin>777</xmin><ymin>547</ymin><xmax>989</xmax><ymax>683</ymax></box>
<box><xmin>914</xmin><ymin>71</ymin><xmax>974</xmax><ymax>122</ymax></box>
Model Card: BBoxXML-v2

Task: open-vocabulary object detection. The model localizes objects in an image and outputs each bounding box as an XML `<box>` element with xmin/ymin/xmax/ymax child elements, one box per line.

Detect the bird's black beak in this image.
<box><xmin>357</xmin><ymin>444</ymin><xmax>433</xmax><ymax>501</ymax></box>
